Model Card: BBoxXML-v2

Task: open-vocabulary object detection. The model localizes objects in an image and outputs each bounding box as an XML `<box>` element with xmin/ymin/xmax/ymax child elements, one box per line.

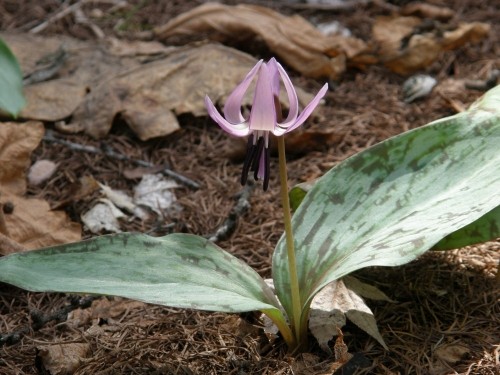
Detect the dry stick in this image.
<box><xmin>23</xmin><ymin>47</ymin><xmax>67</xmax><ymax>86</ymax></box>
<box><xmin>73</xmin><ymin>7</ymin><xmax>105</xmax><ymax>39</ymax></box>
<box><xmin>43</xmin><ymin>130</ymin><xmax>200</xmax><ymax>190</ymax></box>
<box><xmin>207</xmin><ymin>181</ymin><xmax>254</xmax><ymax>242</ymax></box>
<box><xmin>30</xmin><ymin>0</ymin><xmax>81</xmax><ymax>34</ymax></box>
<box><xmin>29</xmin><ymin>0</ymin><xmax>128</xmax><ymax>34</ymax></box>
<box><xmin>0</xmin><ymin>295</ymin><xmax>99</xmax><ymax>346</ymax></box>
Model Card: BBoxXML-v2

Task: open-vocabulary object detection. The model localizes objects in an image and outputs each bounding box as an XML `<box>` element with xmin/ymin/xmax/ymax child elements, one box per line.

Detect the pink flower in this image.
<box><xmin>205</xmin><ymin>58</ymin><xmax>328</xmax><ymax>190</ymax></box>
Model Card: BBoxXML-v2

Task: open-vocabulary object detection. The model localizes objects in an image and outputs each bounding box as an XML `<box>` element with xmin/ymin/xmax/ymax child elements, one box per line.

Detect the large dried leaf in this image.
<box><xmin>68</xmin><ymin>43</ymin><xmax>314</xmax><ymax>140</ymax></box>
<box><xmin>2</xmin><ymin>33</ymin><xmax>314</xmax><ymax>140</ymax></box>
<box><xmin>2</xmin><ymin>190</ymin><xmax>81</xmax><ymax>254</ymax></box>
<box><xmin>0</xmin><ymin>233</ymin><xmax>284</xmax><ymax>317</ymax></box>
<box><xmin>273</xmin><ymin>85</ymin><xmax>500</xmax><ymax>320</ymax></box>
<box><xmin>0</xmin><ymin>121</ymin><xmax>44</xmax><ymax>195</ymax></box>
<box><xmin>154</xmin><ymin>2</ymin><xmax>371</xmax><ymax>79</ymax></box>
<box><xmin>373</xmin><ymin>16</ymin><xmax>490</xmax><ymax>75</ymax></box>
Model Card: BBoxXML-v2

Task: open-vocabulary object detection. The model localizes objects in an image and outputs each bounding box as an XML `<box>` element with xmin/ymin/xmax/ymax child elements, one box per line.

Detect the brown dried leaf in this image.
<box><xmin>90</xmin><ymin>298</ymin><xmax>146</xmax><ymax>319</ymax></box>
<box><xmin>401</xmin><ymin>3</ymin><xmax>455</xmax><ymax>21</ymax></box>
<box><xmin>0</xmin><ymin>121</ymin><xmax>44</xmax><ymax>195</ymax></box>
<box><xmin>441</xmin><ymin>22</ymin><xmax>490</xmax><ymax>50</ymax></box>
<box><xmin>434</xmin><ymin>344</ymin><xmax>470</xmax><ymax>364</ymax></box>
<box><xmin>291</xmin><ymin>353</ymin><xmax>343</xmax><ymax>375</ymax></box>
<box><xmin>0</xmin><ymin>233</ymin><xmax>25</xmax><ymax>255</ymax></box>
<box><xmin>154</xmin><ymin>2</ymin><xmax>371</xmax><ymax>78</ymax></box>
<box><xmin>3</xmin><ymin>32</ymin><xmax>319</xmax><ymax>140</ymax></box>
<box><xmin>71</xmin><ymin>43</ymin><xmax>314</xmax><ymax>140</ymax></box>
<box><xmin>51</xmin><ymin>175</ymin><xmax>100</xmax><ymax>210</ymax></box>
<box><xmin>37</xmin><ymin>343</ymin><xmax>90</xmax><ymax>375</ymax></box>
<box><xmin>373</xmin><ymin>16</ymin><xmax>489</xmax><ymax>75</ymax></box>
<box><xmin>0</xmin><ymin>121</ymin><xmax>81</xmax><ymax>254</ymax></box>
<box><xmin>2</xmin><ymin>190</ymin><xmax>81</xmax><ymax>253</ymax></box>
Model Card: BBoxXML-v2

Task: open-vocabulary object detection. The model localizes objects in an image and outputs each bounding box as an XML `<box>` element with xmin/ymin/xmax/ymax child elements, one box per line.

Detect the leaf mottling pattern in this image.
<box><xmin>0</xmin><ymin>233</ymin><xmax>283</xmax><ymax>315</ymax></box>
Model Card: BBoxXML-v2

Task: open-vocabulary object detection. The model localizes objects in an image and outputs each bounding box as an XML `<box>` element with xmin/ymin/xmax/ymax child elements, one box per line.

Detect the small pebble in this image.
<box><xmin>28</xmin><ymin>160</ymin><xmax>58</xmax><ymax>186</ymax></box>
<box><xmin>402</xmin><ymin>74</ymin><xmax>437</xmax><ymax>103</ymax></box>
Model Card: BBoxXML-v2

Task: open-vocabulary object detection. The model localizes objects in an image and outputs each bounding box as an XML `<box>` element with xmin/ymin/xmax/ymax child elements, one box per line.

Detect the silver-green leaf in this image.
<box><xmin>0</xmin><ymin>233</ymin><xmax>282</xmax><ymax>314</ymax></box>
<box><xmin>273</xmin><ymin>85</ymin><xmax>500</xmax><ymax>317</ymax></box>
<box><xmin>0</xmin><ymin>38</ymin><xmax>25</xmax><ymax>117</ymax></box>
<box><xmin>432</xmin><ymin>205</ymin><xmax>499</xmax><ymax>250</ymax></box>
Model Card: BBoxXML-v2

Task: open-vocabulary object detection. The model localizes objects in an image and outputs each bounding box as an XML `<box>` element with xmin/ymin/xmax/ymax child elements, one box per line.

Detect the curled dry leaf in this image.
<box><xmin>309</xmin><ymin>278</ymin><xmax>388</xmax><ymax>352</ymax></box>
<box><xmin>134</xmin><ymin>174</ymin><xmax>179</xmax><ymax>216</ymax></box>
<box><xmin>81</xmin><ymin>201</ymin><xmax>123</xmax><ymax>234</ymax></box>
<box><xmin>99</xmin><ymin>182</ymin><xmax>136</xmax><ymax>213</ymax></box>
<box><xmin>154</xmin><ymin>2</ymin><xmax>372</xmax><ymax>79</ymax></box>
<box><xmin>37</xmin><ymin>343</ymin><xmax>90</xmax><ymax>375</ymax></box>
<box><xmin>373</xmin><ymin>16</ymin><xmax>490</xmax><ymax>75</ymax></box>
<box><xmin>401</xmin><ymin>3</ymin><xmax>455</xmax><ymax>21</ymax></box>
<box><xmin>402</xmin><ymin>74</ymin><xmax>437</xmax><ymax>103</ymax></box>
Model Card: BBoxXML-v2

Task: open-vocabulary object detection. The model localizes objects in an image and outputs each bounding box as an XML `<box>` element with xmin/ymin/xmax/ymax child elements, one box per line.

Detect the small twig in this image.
<box><xmin>23</xmin><ymin>47</ymin><xmax>68</xmax><ymax>86</ymax></box>
<box><xmin>29</xmin><ymin>0</ymin><xmax>129</xmax><ymax>34</ymax></box>
<box><xmin>30</xmin><ymin>0</ymin><xmax>81</xmax><ymax>34</ymax></box>
<box><xmin>207</xmin><ymin>182</ymin><xmax>254</xmax><ymax>242</ymax></box>
<box><xmin>0</xmin><ymin>295</ymin><xmax>100</xmax><ymax>346</ymax></box>
<box><xmin>465</xmin><ymin>69</ymin><xmax>500</xmax><ymax>92</ymax></box>
<box><xmin>73</xmin><ymin>7</ymin><xmax>105</xmax><ymax>39</ymax></box>
<box><xmin>43</xmin><ymin>130</ymin><xmax>200</xmax><ymax>190</ymax></box>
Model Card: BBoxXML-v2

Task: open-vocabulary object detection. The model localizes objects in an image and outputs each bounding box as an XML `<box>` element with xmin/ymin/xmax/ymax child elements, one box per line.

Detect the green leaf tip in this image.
<box><xmin>0</xmin><ymin>37</ymin><xmax>26</xmax><ymax>117</ymax></box>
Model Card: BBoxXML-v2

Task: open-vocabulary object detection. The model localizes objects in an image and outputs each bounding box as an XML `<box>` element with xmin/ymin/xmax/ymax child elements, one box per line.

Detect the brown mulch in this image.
<box><xmin>1</xmin><ymin>0</ymin><xmax>499</xmax><ymax>374</ymax></box>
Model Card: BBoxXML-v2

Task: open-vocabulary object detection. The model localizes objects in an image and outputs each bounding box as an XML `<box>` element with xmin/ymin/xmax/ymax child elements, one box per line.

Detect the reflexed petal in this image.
<box><xmin>275</xmin><ymin>62</ymin><xmax>299</xmax><ymax>127</ymax></box>
<box><xmin>249</xmin><ymin>64</ymin><xmax>277</xmax><ymax>132</ymax></box>
<box><xmin>282</xmin><ymin>83</ymin><xmax>328</xmax><ymax>134</ymax></box>
<box><xmin>267</xmin><ymin>58</ymin><xmax>281</xmax><ymax>97</ymax></box>
<box><xmin>205</xmin><ymin>96</ymin><xmax>250</xmax><ymax>137</ymax></box>
<box><xmin>223</xmin><ymin>60</ymin><xmax>264</xmax><ymax>124</ymax></box>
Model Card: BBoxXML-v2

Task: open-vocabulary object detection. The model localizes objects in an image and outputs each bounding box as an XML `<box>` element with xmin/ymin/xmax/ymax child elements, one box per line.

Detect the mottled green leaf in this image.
<box><xmin>273</xmin><ymin>86</ymin><xmax>500</xmax><ymax>318</ymax></box>
<box><xmin>432</xmin><ymin>206</ymin><xmax>500</xmax><ymax>250</ymax></box>
<box><xmin>0</xmin><ymin>233</ymin><xmax>282</xmax><ymax>314</ymax></box>
<box><xmin>290</xmin><ymin>175</ymin><xmax>500</xmax><ymax>252</ymax></box>
<box><xmin>0</xmin><ymin>38</ymin><xmax>25</xmax><ymax>117</ymax></box>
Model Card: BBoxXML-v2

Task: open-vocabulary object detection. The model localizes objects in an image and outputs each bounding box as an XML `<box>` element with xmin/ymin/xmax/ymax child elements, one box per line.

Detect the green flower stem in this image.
<box><xmin>277</xmin><ymin>136</ymin><xmax>303</xmax><ymax>347</ymax></box>
<box><xmin>263</xmin><ymin>309</ymin><xmax>296</xmax><ymax>348</ymax></box>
